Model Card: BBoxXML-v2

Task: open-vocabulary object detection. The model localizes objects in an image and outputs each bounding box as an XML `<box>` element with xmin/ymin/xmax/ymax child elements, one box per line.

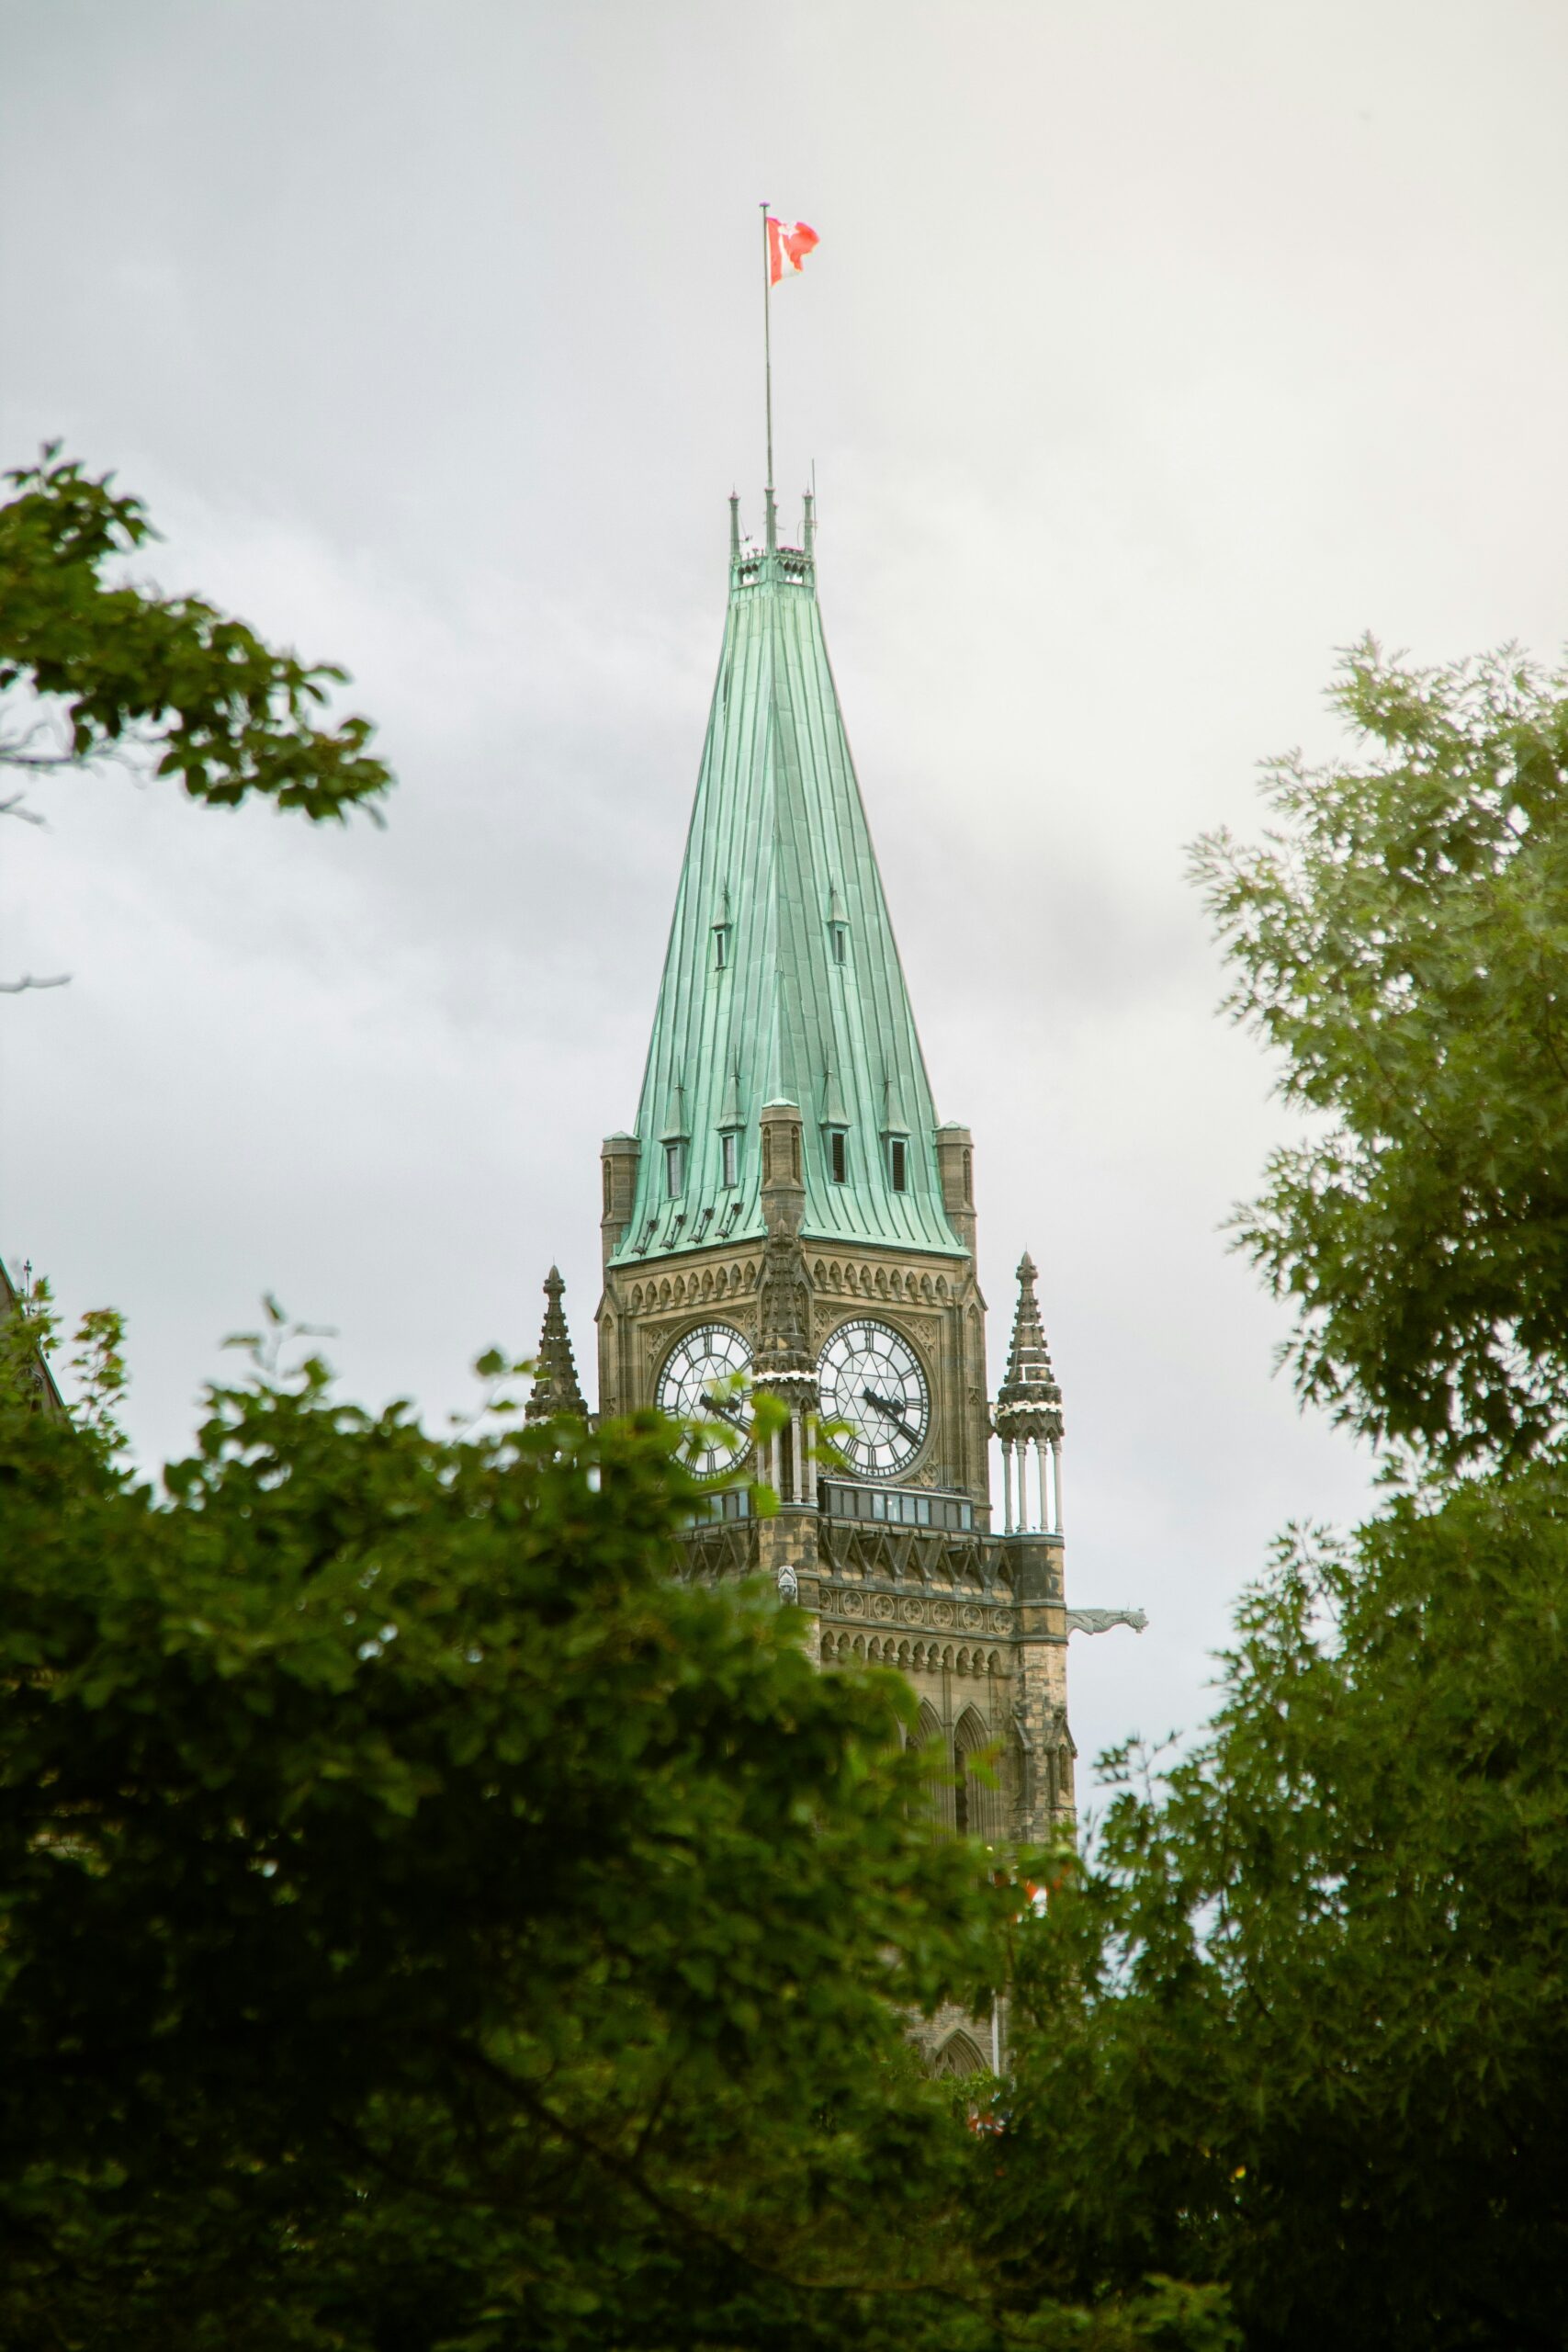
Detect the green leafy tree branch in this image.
<box><xmin>0</xmin><ymin>447</ymin><xmax>391</xmax><ymax>824</ymax></box>
<box><xmin>1192</xmin><ymin>637</ymin><xmax>1568</xmax><ymax>1473</ymax></box>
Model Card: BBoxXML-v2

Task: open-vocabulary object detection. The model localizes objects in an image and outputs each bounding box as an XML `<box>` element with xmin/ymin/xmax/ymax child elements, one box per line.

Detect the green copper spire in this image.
<box><xmin>613</xmin><ymin>499</ymin><xmax>964</xmax><ymax>1267</ymax></box>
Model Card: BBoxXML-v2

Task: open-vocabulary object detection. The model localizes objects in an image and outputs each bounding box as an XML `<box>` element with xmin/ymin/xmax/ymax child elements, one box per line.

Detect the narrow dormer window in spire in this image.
<box><xmin>880</xmin><ymin>1071</ymin><xmax>910</xmax><ymax>1193</ymax></box>
<box><xmin>820</xmin><ymin>1055</ymin><xmax>850</xmax><ymax>1185</ymax></box>
<box><xmin>717</xmin><ymin>1057</ymin><xmax>743</xmax><ymax>1191</ymax></box>
<box><xmin>660</xmin><ymin>1083</ymin><xmax>688</xmax><ymax>1199</ymax></box>
<box><xmin>827</xmin><ymin>880</ymin><xmax>850</xmax><ymax>967</ymax></box>
<box><xmin>712</xmin><ymin>885</ymin><xmax>733</xmax><ymax>972</ymax></box>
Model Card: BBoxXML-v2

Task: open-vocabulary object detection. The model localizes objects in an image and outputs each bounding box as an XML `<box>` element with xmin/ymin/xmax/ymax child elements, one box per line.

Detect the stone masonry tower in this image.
<box><xmin>571</xmin><ymin>485</ymin><xmax>1078</xmax><ymax>1840</ymax></box>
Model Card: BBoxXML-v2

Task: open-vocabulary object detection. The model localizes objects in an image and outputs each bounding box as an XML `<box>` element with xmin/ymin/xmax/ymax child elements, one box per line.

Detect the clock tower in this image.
<box><xmin>582</xmin><ymin>484</ymin><xmax>1077</xmax><ymax>1844</ymax></box>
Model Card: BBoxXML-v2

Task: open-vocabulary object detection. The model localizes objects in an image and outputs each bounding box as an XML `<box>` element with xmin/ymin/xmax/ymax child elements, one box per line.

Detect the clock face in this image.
<box><xmin>817</xmin><ymin>1318</ymin><xmax>931</xmax><ymax>1478</ymax></box>
<box><xmin>655</xmin><ymin>1323</ymin><xmax>754</xmax><ymax>1477</ymax></box>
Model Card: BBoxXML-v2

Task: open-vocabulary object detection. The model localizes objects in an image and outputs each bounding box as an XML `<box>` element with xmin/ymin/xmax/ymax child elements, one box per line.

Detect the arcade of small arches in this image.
<box><xmin>915</xmin><ymin>1700</ymin><xmax>1015</xmax><ymax>1840</ymax></box>
<box><xmin>809</xmin><ymin>1258</ymin><xmax>953</xmax><ymax>1304</ymax></box>
<box><xmin>627</xmin><ymin>1261</ymin><xmax>758</xmax><ymax>1312</ymax></box>
<box><xmin>893</xmin><ymin>1696</ymin><xmax>1076</xmax><ymax>1838</ymax></box>
<box><xmin>820</xmin><ymin>1630</ymin><xmax>1004</xmax><ymax>1678</ymax></box>
<box><xmin>624</xmin><ymin>1256</ymin><xmax>954</xmax><ymax>1315</ymax></box>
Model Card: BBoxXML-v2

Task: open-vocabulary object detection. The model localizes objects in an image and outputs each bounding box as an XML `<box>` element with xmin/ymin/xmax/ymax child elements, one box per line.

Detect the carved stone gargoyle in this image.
<box><xmin>1065</xmin><ymin>1607</ymin><xmax>1148</xmax><ymax>1637</ymax></box>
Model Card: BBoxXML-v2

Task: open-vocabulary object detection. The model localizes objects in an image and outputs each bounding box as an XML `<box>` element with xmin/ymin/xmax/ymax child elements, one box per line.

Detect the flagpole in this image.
<box><xmin>761</xmin><ymin>201</ymin><xmax>773</xmax><ymax>492</ymax></box>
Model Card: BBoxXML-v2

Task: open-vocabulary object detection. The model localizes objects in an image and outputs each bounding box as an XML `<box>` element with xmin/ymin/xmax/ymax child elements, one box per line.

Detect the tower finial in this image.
<box><xmin>525</xmin><ymin>1263</ymin><xmax>589</xmax><ymax>1425</ymax></box>
<box><xmin>993</xmin><ymin>1250</ymin><xmax>1063</xmax><ymax>1537</ymax></box>
<box><xmin>728</xmin><ymin>492</ymin><xmax>740</xmax><ymax>562</ymax></box>
<box><xmin>996</xmin><ymin>1252</ymin><xmax>1062</xmax><ymax>1431</ymax></box>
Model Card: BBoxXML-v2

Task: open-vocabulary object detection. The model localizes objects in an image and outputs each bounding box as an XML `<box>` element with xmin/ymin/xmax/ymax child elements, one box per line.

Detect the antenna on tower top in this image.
<box><xmin>760</xmin><ymin>200</ymin><xmax>774</xmax><ymax>493</ymax></box>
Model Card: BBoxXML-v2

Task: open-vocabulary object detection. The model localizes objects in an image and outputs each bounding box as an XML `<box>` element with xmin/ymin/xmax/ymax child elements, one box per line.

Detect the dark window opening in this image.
<box><xmin>954</xmin><ymin>1770</ymin><xmax>969</xmax><ymax>1837</ymax></box>
<box><xmin>713</xmin><ymin>925</ymin><xmax>730</xmax><ymax>969</ymax></box>
<box><xmin>889</xmin><ymin>1136</ymin><xmax>908</xmax><ymax>1193</ymax></box>
<box><xmin>962</xmin><ymin>1147</ymin><xmax>972</xmax><ymax>1202</ymax></box>
<box><xmin>829</xmin><ymin>922</ymin><xmax>848</xmax><ymax>966</ymax></box>
<box><xmin>829</xmin><ymin>1130</ymin><xmax>847</xmax><ymax>1184</ymax></box>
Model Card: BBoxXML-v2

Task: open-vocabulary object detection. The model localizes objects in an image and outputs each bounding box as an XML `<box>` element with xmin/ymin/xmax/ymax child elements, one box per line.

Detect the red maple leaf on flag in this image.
<box><xmin>766</xmin><ymin>218</ymin><xmax>819</xmax><ymax>286</ymax></box>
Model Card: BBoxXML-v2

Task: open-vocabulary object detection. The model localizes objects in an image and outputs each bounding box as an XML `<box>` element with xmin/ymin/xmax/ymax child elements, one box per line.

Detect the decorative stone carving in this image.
<box><xmin>775</xmin><ymin>1564</ymin><xmax>798</xmax><ymax>1603</ymax></box>
<box><xmin>1066</xmin><ymin>1607</ymin><xmax>1147</xmax><ymax>1637</ymax></box>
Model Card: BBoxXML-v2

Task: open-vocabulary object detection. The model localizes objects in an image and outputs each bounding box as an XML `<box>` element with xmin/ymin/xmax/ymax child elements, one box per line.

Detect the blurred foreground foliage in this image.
<box><xmin>0</xmin><ymin>1304</ymin><xmax>1224</xmax><ymax>2352</ymax></box>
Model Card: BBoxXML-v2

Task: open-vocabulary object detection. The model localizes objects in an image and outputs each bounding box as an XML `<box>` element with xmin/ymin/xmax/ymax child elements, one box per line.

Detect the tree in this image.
<box><xmin>985</xmin><ymin>637</ymin><xmax>1568</xmax><ymax>2349</ymax></box>
<box><xmin>0</xmin><ymin>447</ymin><xmax>391</xmax><ymax>989</ymax></box>
<box><xmin>0</xmin><ymin>1313</ymin><xmax>1226</xmax><ymax>2352</ymax></box>
<box><xmin>1</xmin><ymin>447</ymin><xmax>390</xmax><ymax>820</ymax></box>
<box><xmin>987</xmin><ymin>1473</ymin><xmax>1568</xmax><ymax>2351</ymax></box>
<box><xmin>1192</xmin><ymin>638</ymin><xmax>1568</xmax><ymax>1474</ymax></box>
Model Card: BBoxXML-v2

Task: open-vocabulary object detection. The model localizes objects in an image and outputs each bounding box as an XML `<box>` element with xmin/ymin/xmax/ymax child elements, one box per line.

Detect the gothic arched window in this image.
<box><xmin>953</xmin><ymin>1707</ymin><xmax>997</xmax><ymax>1840</ymax></box>
<box><xmin>914</xmin><ymin>1701</ymin><xmax>947</xmax><ymax>1837</ymax></box>
<box><xmin>932</xmin><ymin>2031</ymin><xmax>987</xmax><ymax>2079</ymax></box>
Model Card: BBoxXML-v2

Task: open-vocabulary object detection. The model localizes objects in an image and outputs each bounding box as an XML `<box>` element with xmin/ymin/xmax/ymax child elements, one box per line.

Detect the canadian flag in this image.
<box><xmin>767</xmin><ymin>217</ymin><xmax>819</xmax><ymax>286</ymax></box>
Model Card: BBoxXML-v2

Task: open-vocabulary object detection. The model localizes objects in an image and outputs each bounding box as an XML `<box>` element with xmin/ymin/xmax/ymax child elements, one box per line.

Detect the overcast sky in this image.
<box><xmin>4</xmin><ymin>0</ymin><xmax>1565</xmax><ymax>1784</ymax></box>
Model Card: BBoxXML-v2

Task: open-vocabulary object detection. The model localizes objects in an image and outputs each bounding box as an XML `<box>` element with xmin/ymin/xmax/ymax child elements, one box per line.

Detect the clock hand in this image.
<box><xmin>700</xmin><ymin>1389</ymin><xmax>749</xmax><ymax>1432</ymax></box>
<box><xmin>862</xmin><ymin>1385</ymin><xmax>920</xmax><ymax>1445</ymax></box>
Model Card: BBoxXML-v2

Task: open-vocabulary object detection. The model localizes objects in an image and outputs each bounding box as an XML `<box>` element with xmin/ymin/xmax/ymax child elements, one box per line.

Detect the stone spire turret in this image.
<box><xmin>993</xmin><ymin>1252</ymin><xmax>1063</xmax><ymax>1535</ymax></box>
<box><xmin>996</xmin><ymin>1253</ymin><xmax>1062</xmax><ymax>1433</ymax></box>
<box><xmin>525</xmin><ymin>1265</ymin><xmax>588</xmax><ymax>1425</ymax></box>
